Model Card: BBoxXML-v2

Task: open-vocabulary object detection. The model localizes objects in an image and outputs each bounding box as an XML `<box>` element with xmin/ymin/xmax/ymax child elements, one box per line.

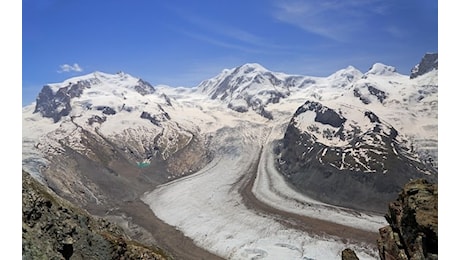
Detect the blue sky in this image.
<box><xmin>22</xmin><ymin>0</ymin><xmax>438</xmax><ymax>106</ymax></box>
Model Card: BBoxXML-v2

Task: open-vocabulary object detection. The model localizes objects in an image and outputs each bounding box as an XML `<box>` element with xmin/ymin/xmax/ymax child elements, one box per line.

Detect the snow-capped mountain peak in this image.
<box><xmin>234</xmin><ymin>62</ymin><xmax>268</xmax><ymax>74</ymax></box>
<box><xmin>47</xmin><ymin>71</ymin><xmax>154</xmax><ymax>94</ymax></box>
<box><xmin>196</xmin><ymin>63</ymin><xmax>296</xmax><ymax>119</ymax></box>
<box><xmin>33</xmin><ymin>71</ymin><xmax>156</xmax><ymax>123</ymax></box>
<box><xmin>197</xmin><ymin>63</ymin><xmax>271</xmax><ymax>93</ymax></box>
<box><xmin>328</xmin><ymin>65</ymin><xmax>362</xmax><ymax>77</ymax></box>
<box><xmin>365</xmin><ymin>63</ymin><xmax>398</xmax><ymax>76</ymax></box>
<box><xmin>326</xmin><ymin>65</ymin><xmax>363</xmax><ymax>86</ymax></box>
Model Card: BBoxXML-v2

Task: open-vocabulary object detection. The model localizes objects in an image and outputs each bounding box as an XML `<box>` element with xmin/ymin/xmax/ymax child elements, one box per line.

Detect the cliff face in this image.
<box><xmin>377</xmin><ymin>179</ymin><xmax>438</xmax><ymax>260</ymax></box>
<box><xmin>22</xmin><ymin>171</ymin><xmax>171</xmax><ymax>260</ymax></box>
<box><xmin>410</xmin><ymin>53</ymin><xmax>438</xmax><ymax>79</ymax></box>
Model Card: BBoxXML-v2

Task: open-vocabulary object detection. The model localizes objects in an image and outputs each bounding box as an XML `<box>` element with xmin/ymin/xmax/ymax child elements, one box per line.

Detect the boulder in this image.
<box><xmin>377</xmin><ymin>179</ymin><xmax>437</xmax><ymax>259</ymax></box>
<box><xmin>342</xmin><ymin>248</ymin><xmax>360</xmax><ymax>260</ymax></box>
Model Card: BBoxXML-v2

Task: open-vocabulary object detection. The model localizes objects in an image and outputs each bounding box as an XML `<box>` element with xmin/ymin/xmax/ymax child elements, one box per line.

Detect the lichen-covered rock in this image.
<box><xmin>341</xmin><ymin>248</ymin><xmax>360</xmax><ymax>260</ymax></box>
<box><xmin>377</xmin><ymin>178</ymin><xmax>437</xmax><ymax>260</ymax></box>
<box><xmin>22</xmin><ymin>171</ymin><xmax>170</xmax><ymax>260</ymax></box>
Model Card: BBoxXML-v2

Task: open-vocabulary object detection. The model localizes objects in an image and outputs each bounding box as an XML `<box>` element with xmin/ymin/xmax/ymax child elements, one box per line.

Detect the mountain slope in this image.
<box><xmin>22</xmin><ymin>170</ymin><xmax>170</xmax><ymax>260</ymax></box>
<box><xmin>23</xmin><ymin>71</ymin><xmax>211</xmax><ymax>209</ymax></box>
<box><xmin>275</xmin><ymin>53</ymin><xmax>438</xmax><ymax>212</ymax></box>
<box><xmin>197</xmin><ymin>63</ymin><xmax>323</xmax><ymax>119</ymax></box>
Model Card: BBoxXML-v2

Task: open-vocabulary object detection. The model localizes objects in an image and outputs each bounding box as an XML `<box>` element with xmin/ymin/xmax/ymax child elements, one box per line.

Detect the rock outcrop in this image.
<box><xmin>22</xmin><ymin>171</ymin><xmax>170</xmax><ymax>260</ymax></box>
<box><xmin>34</xmin><ymin>81</ymin><xmax>88</xmax><ymax>123</ymax></box>
<box><xmin>341</xmin><ymin>248</ymin><xmax>360</xmax><ymax>260</ymax></box>
<box><xmin>377</xmin><ymin>178</ymin><xmax>438</xmax><ymax>259</ymax></box>
<box><xmin>410</xmin><ymin>53</ymin><xmax>438</xmax><ymax>79</ymax></box>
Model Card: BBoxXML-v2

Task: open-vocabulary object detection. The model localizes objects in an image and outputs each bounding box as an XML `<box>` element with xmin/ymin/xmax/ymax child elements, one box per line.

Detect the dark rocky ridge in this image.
<box><xmin>135</xmin><ymin>78</ymin><xmax>156</xmax><ymax>95</ymax></box>
<box><xmin>367</xmin><ymin>85</ymin><xmax>387</xmax><ymax>103</ymax></box>
<box><xmin>353</xmin><ymin>88</ymin><xmax>371</xmax><ymax>105</ymax></box>
<box><xmin>276</xmin><ymin>100</ymin><xmax>437</xmax><ymax>213</ymax></box>
<box><xmin>96</xmin><ymin>106</ymin><xmax>117</xmax><ymax>115</ymax></box>
<box><xmin>410</xmin><ymin>53</ymin><xmax>438</xmax><ymax>79</ymax></box>
<box><xmin>377</xmin><ymin>179</ymin><xmax>438</xmax><ymax>259</ymax></box>
<box><xmin>294</xmin><ymin>101</ymin><xmax>347</xmax><ymax>128</ymax></box>
<box><xmin>34</xmin><ymin>81</ymin><xmax>89</xmax><ymax>123</ymax></box>
<box><xmin>22</xmin><ymin>170</ymin><xmax>170</xmax><ymax>260</ymax></box>
<box><xmin>353</xmin><ymin>84</ymin><xmax>388</xmax><ymax>105</ymax></box>
<box><xmin>140</xmin><ymin>111</ymin><xmax>171</xmax><ymax>126</ymax></box>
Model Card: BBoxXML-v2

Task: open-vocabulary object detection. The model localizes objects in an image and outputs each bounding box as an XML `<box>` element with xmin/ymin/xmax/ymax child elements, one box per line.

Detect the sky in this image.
<box><xmin>22</xmin><ymin>0</ymin><xmax>438</xmax><ymax>106</ymax></box>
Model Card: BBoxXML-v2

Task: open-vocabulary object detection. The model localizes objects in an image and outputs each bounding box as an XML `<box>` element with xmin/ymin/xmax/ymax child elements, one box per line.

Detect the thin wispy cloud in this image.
<box><xmin>385</xmin><ymin>26</ymin><xmax>408</xmax><ymax>39</ymax></box>
<box><xmin>272</xmin><ymin>0</ymin><xmax>388</xmax><ymax>42</ymax></box>
<box><xmin>165</xmin><ymin>5</ymin><xmax>291</xmax><ymax>54</ymax></box>
<box><xmin>177</xmin><ymin>29</ymin><xmax>264</xmax><ymax>53</ymax></box>
<box><xmin>58</xmin><ymin>63</ymin><xmax>83</xmax><ymax>73</ymax></box>
<box><xmin>183</xmin><ymin>14</ymin><xmax>286</xmax><ymax>50</ymax></box>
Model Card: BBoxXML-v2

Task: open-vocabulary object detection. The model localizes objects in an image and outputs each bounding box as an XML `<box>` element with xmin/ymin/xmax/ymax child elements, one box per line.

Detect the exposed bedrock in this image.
<box><xmin>377</xmin><ymin>179</ymin><xmax>438</xmax><ymax>260</ymax></box>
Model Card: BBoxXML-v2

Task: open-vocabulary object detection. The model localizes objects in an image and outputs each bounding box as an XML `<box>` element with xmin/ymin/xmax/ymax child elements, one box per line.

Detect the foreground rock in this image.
<box><xmin>377</xmin><ymin>179</ymin><xmax>438</xmax><ymax>259</ymax></box>
<box><xmin>341</xmin><ymin>248</ymin><xmax>360</xmax><ymax>260</ymax></box>
<box><xmin>22</xmin><ymin>171</ymin><xmax>170</xmax><ymax>260</ymax></box>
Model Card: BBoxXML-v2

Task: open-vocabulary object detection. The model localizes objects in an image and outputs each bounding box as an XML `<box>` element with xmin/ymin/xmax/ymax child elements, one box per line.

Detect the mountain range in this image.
<box><xmin>22</xmin><ymin>53</ymin><xmax>438</xmax><ymax>259</ymax></box>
